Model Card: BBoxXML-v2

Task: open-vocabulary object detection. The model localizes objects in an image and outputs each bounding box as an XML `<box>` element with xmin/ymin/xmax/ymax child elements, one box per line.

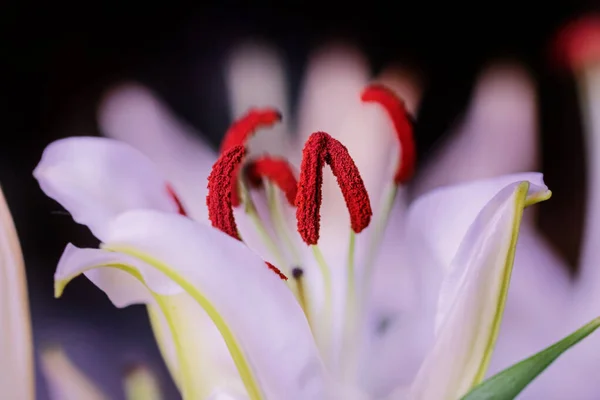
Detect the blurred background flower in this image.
<box><xmin>3</xmin><ymin>1</ymin><xmax>600</xmax><ymax>398</ymax></box>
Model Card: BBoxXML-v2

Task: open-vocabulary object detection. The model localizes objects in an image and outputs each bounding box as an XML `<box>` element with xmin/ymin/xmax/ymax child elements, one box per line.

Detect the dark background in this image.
<box><xmin>2</xmin><ymin>1</ymin><xmax>599</xmax><ymax>398</ymax></box>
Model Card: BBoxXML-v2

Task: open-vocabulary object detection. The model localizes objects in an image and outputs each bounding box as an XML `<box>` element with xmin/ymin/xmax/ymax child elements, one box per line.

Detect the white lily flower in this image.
<box><xmin>33</xmin><ymin>40</ymin><xmax>558</xmax><ymax>399</ymax></box>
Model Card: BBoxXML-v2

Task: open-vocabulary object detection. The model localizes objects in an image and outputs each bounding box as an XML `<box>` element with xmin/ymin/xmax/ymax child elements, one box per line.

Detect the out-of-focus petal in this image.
<box><xmin>226</xmin><ymin>42</ymin><xmax>292</xmax><ymax>157</ymax></box>
<box><xmin>413</xmin><ymin>64</ymin><xmax>538</xmax><ymax>197</ymax></box>
<box><xmin>98</xmin><ymin>83</ymin><xmax>217</xmax><ymax>222</ymax></box>
<box><xmin>124</xmin><ymin>365</ymin><xmax>162</xmax><ymax>400</ymax></box>
<box><xmin>41</xmin><ymin>347</ymin><xmax>107</xmax><ymax>400</ymax></box>
<box><xmin>0</xmin><ymin>187</ymin><xmax>34</xmax><ymax>400</ymax></box>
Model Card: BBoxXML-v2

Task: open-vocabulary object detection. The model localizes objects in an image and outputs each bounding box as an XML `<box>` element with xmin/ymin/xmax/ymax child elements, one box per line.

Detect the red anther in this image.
<box><xmin>230</xmin><ymin>164</ymin><xmax>243</xmax><ymax>208</ymax></box>
<box><xmin>265</xmin><ymin>261</ymin><xmax>288</xmax><ymax>281</ymax></box>
<box><xmin>554</xmin><ymin>15</ymin><xmax>600</xmax><ymax>71</ymax></box>
<box><xmin>219</xmin><ymin>108</ymin><xmax>282</xmax><ymax>153</ymax></box>
<box><xmin>166</xmin><ymin>184</ymin><xmax>188</xmax><ymax>216</ymax></box>
<box><xmin>296</xmin><ymin>132</ymin><xmax>372</xmax><ymax>245</ymax></box>
<box><xmin>361</xmin><ymin>84</ymin><xmax>416</xmax><ymax>184</ymax></box>
<box><xmin>206</xmin><ymin>145</ymin><xmax>246</xmax><ymax>240</ymax></box>
<box><xmin>245</xmin><ymin>157</ymin><xmax>298</xmax><ymax>206</ymax></box>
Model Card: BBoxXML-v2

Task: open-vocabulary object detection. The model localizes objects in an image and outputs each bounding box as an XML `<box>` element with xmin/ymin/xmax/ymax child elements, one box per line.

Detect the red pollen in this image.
<box><xmin>296</xmin><ymin>132</ymin><xmax>372</xmax><ymax>245</ymax></box>
<box><xmin>206</xmin><ymin>145</ymin><xmax>246</xmax><ymax>240</ymax></box>
<box><xmin>230</xmin><ymin>164</ymin><xmax>244</xmax><ymax>208</ymax></box>
<box><xmin>265</xmin><ymin>261</ymin><xmax>288</xmax><ymax>281</ymax></box>
<box><xmin>219</xmin><ymin>108</ymin><xmax>282</xmax><ymax>153</ymax></box>
<box><xmin>245</xmin><ymin>157</ymin><xmax>298</xmax><ymax>206</ymax></box>
<box><xmin>361</xmin><ymin>84</ymin><xmax>416</xmax><ymax>184</ymax></box>
<box><xmin>166</xmin><ymin>184</ymin><xmax>188</xmax><ymax>216</ymax></box>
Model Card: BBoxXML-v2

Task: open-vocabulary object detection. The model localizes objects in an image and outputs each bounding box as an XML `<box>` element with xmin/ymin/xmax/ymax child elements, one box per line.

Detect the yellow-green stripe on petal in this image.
<box><xmin>54</xmin><ymin>210</ymin><xmax>327</xmax><ymax>400</ymax></box>
<box><xmin>409</xmin><ymin>178</ymin><xmax>551</xmax><ymax>400</ymax></box>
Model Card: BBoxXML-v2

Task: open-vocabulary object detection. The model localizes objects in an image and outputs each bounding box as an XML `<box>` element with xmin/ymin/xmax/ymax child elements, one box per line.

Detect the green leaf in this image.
<box><xmin>461</xmin><ymin>317</ymin><xmax>600</xmax><ymax>400</ymax></box>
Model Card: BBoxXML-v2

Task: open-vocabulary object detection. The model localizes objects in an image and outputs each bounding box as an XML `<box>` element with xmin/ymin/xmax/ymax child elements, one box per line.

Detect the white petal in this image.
<box><xmin>296</xmin><ymin>43</ymin><xmax>369</xmax><ymax>148</ymax></box>
<box><xmin>0</xmin><ymin>187</ymin><xmax>34</xmax><ymax>400</ymax></box>
<box><xmin>406</xmin><ymin>172</ymin><xmax>547</xmax><ymax>276</ymax></box>
<box><xmin>207</xmin><ymin>387</ymin><xmax>250</xmax><ymax>400</ymax></box>
<box><xmin>98</xmin><ymin>83</ymin><xmax>216</xmax><ymax>222</ymax></box>
<box><xmin>413</xmin><ymin>64</ymin><xmax>539</xmax><ymax>197</ymax></box>
<box><xmin>376</xmin><ymin>66</ymin><xmax>423</xmax><ymax>115</ymax></box>
<box><xmin>41</xmin><ymin>347</ymin><xmax>107</xmax><ymax>400</ymax></box>
<box><xmin>357</xmin><ymin>192</ymin><xmax>430</xmax><ymax>397</ymax></box>
<box><xmin>408</xmin><ymin>178</ymin><xmax>550</xmax><ymax>399</ymax></box>
<box><xmin>34</xmin><ymin>137</ymin><xmax>178</xmax><ymax>241</ymax></box>
<box><xmin>55</xmin><ymin>210</ymin><xmax>327</xmax><ymax>400</ymax></box>
<box><xmin>57</xmin><ymin>244</ymin><xmax>237</xmax><ymax>398</ymax></box>
<box><xmin>575</xmin><ymin>66</ymin><xmax>600</xmax><ymax>318</ymax></box>
<box><xmin>226</xmin><ymin>41</ymin><xmax>292</xmax><ymax>157</ymax></box>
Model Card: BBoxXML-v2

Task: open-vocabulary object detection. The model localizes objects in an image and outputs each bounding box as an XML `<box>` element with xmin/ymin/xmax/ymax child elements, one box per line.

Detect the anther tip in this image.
<box><xmin>292</xmin><ymin>267</ymin><xmax>304</xmax><ymax>279</ymax></box>
<box><xmin>553</xmin><ymin>14</ymin><xmax>600</xmax><ymax>71</ymax></box>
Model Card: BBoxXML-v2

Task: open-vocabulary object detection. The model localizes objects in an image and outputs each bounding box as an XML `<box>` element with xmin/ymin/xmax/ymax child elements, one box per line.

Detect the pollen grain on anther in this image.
<box><xmin>219</xmin><ymin>108</ymin><xmax>282</xmax><ymax>153</ymax></box>
<box><xmin>266</xmin><ymin>262</ymin><xmax>288</xmax><ymax>280</ymax></box>
<box><xmin>296</xmin><ymin>131</ymin><xmax>372</xmax><ymax>245</ymax></box>
<box><xmin>206</xmin><ymin>145</ymin><xmax>246</xmax><ymax>240</ymax></box>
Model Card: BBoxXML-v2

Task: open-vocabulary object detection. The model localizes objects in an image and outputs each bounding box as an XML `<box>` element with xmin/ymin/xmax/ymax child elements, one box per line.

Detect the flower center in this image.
<box><xmin>205</xmin><ymin>83</ymin><xmax>416</xmax><ymax>373</ymax></box>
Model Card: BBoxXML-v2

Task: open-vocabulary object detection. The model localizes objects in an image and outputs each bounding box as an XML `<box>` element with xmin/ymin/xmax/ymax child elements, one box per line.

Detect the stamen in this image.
<box><xmin>206</xmin><ymin>145</ymin><xmax>246</xmax><ymax>240</ymax></box>
<box><xmin>245</xmin><ymin>156</ymin><xmax>298</xmax><ymax>206</ymax></box>
<box><xmin>230</xmin><ymin>164</ymin><xmax>244</xmax><ymax>208</ymax></box>
<box><xmin>220</xmin><ymin>108</ymin><xmax>283</xmax><ymax>207</ymax></box>
<box><xmin>165</xmin><ymin>184</ymin><xmax>188</xmax><ymax>216</ymax></box>
<box><xmin>266</xmin><ymin>262</ymin><xmax>288</xmax><ymax>281</ymax></box>
<box><xmin>554</xmin><ymin>16</ymin><xmax>600</xmax><ymax>71</ymax></box>
<box><xmin>296</xmin><ymin>131</ymin><xmax>372</xmax><ymax>245</ymax></box>
<box><xmin>361</xmin><ymin>84</ymin><xmax>416</xmax><ymax>184</ymax></box>
<box><xmin>219</xmin><ymin>108</ymin><xmax>282</xmax><ymax>153</ymax></box>
<box><xmin>292</xmin><ymin>266</ymin><xmax>304</xmax><ymax>279</ymax></box>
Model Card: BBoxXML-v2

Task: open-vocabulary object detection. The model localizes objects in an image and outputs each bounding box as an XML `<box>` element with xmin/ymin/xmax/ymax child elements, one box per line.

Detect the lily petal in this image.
<box><xmin>0</xmin><ymin>187</ymin><xmax>34</xmax><ymax>400</ymax></box>
<box><xmin>55</xmin><ymin>210</ymin><xmax>327</xmax><ymax>400</ymax></box>
<box><xmin>226</xmin><ymin>42</ymin><xmax>292</xmax><ymax>157</ymax></box>
<box><xmin>488</xmin><ymin>223</ymin><xmax>571</xmax><ymax>375</ymax></box>
<box><xmin>408</xmin><ymin>177</ymin><xmax>550</xmax><ymax>400</ymax></box>
<box><xmin>296</xmin><ymin>43</ymin><xmax>369</xmax><ymax>150</ymax></box>
<box><xmin>207</xmin><ymin>388</ymin><xmax>250</xmax><ymax>400</ymax></box>
<box><xmin>34</xmin><ymin>137</ymin><xmax>178</xmax><ymax>241</ymax></box>
<box><xmin>413</xmin><ymin>64</ymin><xmax>539</xmax><ymax>197</ymax></box>
<box><xmin>406</xmin><ymin>173</ymin><xmax>548</xmax><ymax>277</ymax></box>
<box><xmin>41</xmin><ymin>347</ymin><xmax>107</xmax><ymax>400</ymax></box>
<box><xmin>98</xmin><ymin>83</ymin><xmax>217</xmax><ymax>222</ymax></box>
